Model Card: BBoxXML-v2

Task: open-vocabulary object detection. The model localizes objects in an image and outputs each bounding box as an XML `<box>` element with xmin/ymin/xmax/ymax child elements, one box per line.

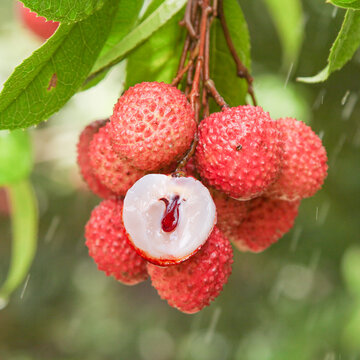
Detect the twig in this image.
<box><xmin>179</xmin><ymin>0</ymin><xmax>197</xmax><ymax>38</ymax></box>
<box><xmin>218</xmin><ymin>0</ymin><xmax>257</xmax><ymax>105</ymax></box>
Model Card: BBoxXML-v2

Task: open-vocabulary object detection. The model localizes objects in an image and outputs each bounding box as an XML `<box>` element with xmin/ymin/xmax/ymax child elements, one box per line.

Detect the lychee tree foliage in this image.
<box><xmin>0</xmin><ymin>0</ymin><xmax>359</xmax><ymax>306</ymax></box>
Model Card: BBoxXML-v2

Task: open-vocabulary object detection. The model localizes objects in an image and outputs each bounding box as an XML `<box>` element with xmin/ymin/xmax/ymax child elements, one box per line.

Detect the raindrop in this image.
<box><xmin>284</xmin><ymin>63</ymin><xmax>294</xmax><ymax>88</ymax></box>
<box><xmin>341</xmin><ymin>90</ymin><xmax>350</xmax><ymax>105</ymax></box>
<box><xmin>324</xmin><ymin>352</ymin><xmax>336</xmax><ymax>360</ymax></box>
<box><xmin>205</xmin><ymin>307</ymin><xmax>221</xmax><ymax>343</ymax></box>
<box><xmin>44</xmin><ymin>216</ymin><xmax>60</xmax><ymax>243</ymax></box>
<box><xmin>313</xmin><ymin>89</ymin><xmax>326</xmax><ymax>109</ymax></box>
<box><xmin>332</xmin><ymin>6</ymin><xmax>338</xmax><ymax>18</ymax></box>
<box><xmin>318</xmin><ymin>130</ymin><xmax>325</xmax><ymax>140</ymax></box>
<box><xmin>341</xmin><ymin>93</ymin><xmax>358</xmax><ymax>120</ymax></box>
<box><xmin>20</xmin><ymin>273</ymin><xmax>31</xmax><ymax>299</ymax></box>
<box><xmin>290</xmin><ymin>226</ymin><xmax>303</xmax><ymax>252</ymax></box>
<box><xmin>309</xmin><ymin>249</ymin><xmax>322</xmax><ymax>271</ymax></box>
<box><xmin>315</xmin><ymin>206</ymin><xmax>319</xmax><ymax>221</ymax></box>
<box><xmin>318</xmin><ymin>201</ymin><xmax>331</xmax><ymax>225</ymax></box>
<box><xmin>330</xmin><ymin>134</ymin><xmax>347</xmax><ymax>167</ymax></box>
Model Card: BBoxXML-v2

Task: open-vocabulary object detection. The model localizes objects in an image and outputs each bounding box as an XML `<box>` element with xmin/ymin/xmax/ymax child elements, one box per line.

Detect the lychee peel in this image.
<box><xmin>85</xmin><ymin>198</ymin><xmax>148</xmax><ymax>285</ymax></box>
<box><xmin>195</xmin><ymin>105</ymin><xmax>284</xmax><ymax>200</ymax></box>
<box><xmin>122</xmin><ymin>174</ymin><xmax>216</xmax><ymax>266</ymax></box>
<box><xmin>77</xmin><ymin>119</ymin><xmax>114</xmax><ymax>199</ymax></box>
<box><xmin>233</xmin><ymin>197</ymin><xmax>300</xmax><ymax>253</ymax></box>
<box><xmin>89</xmin><ymin>124</ymin><xmax>146</xmax><ymax>196</ymax></box>
<box><xmin>211</xmin><ymin>189</ymin><xmax>249</xmax><ymax>242</ymax></box>
<box><xmin>147</xmin><ymin>227</ymin><xmax>233</xmax><ymax>314</ymax></box>
<box><xmin>267</xmin><ymin>117</ymin><xmax>328</xmax><ymax>201</ymax></box>
<box><xmin>109</xmin><ymin>82</ymin><xmax>197</xmax><ymax>171</ymax></box>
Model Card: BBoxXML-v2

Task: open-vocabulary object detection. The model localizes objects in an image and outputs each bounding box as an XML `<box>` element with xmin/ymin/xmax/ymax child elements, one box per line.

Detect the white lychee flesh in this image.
<box><xmin>122</xmin><ymin>174</ymin><xmax>216</xmax><ymax>265</ymax></box>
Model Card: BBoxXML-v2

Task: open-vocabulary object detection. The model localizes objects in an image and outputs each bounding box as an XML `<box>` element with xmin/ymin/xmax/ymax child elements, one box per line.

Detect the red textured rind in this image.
<box><xmin>77</xmin><ymin>120</ymin><xmax>114</xmax><ymax>199</ymax></box>
<box><xmin>109</xmin><ymin>82</ymin><xmax>197</xmax><ymax>171</ymax></box>
<box><xmin>89</xmin><ymin>125</ymin><xmax>146</xmax><ymax>196</ymax></box>
<box><xmin>266</xmin><ymin>118</ymin><xmax>328</xmax><ymax>201</ymax></box>
<box><xmin>17</xmin><ymin>2</ymin><xmax>59</xmax><ymax>40</ymax></box>
<box><xmin>147</xmin><ymin>227</ymin><xmax>233</xmax><ymax>314</ymax></box>
<box><xmin>233</xmin><ymin>197</ymin><xmax>300</xmax><ymax>253</ymax></box>
<box><xmin>85</xmin><ymin>198</ymin><xmax>148</xmax><ymax>285</ymax></box>
<box><xmin>210</xmin><ymin>189</ymin><xmax>249</xmax><ymax>242</ymax></box>
<box><xmin>195</xmin><ymin>105</ymin><xmax>284</xmax><ymax>200</ymax></box>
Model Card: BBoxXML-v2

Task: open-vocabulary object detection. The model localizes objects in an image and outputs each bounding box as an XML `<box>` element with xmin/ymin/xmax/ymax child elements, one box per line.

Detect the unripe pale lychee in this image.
<box><xmin>266</xmin><ymin>117</ymin><xmax>328</xmax><ymax>201</ymax></box>
<box><xmin>85</xmin><ymin>198</ymin><xmax>148</xmax><ymax>285</ymax></box>
<box><xmin>122</xmin><ymin>174</ymin><xmax>216</xmax><ymax>266</ymax></box>
<box><xmin>89</xmin><ymin>124</ymin><xmax>146</xmax><ymax>196</ymax></box>
<box><xmin>210</xmin><ymin>189</ymin><xmax>249</xmax><ymax>242</ymax></box>
<box><xmin>109</xmin><ymin>82</ymin><xmax>196</xmax><ymax>171</ymax></box>
<box><xmin>17</xmin><ymin>2</ymin><xmax>59</xmax><ymax>40</ymax></box>
<box><xmin>233</xmin><ymin>197</ymin><xmax>300</xmax><ymax>253</ymax></box>
<box><xmin>77</xmin><ymin>120</ymin><xmax>114</xmax><ymax>199</ymax></box>
<box><xmin>147</xmin><ymin>227</ymin><xmax>233</xmax><ymax>314</ymax></box>
<box><xmin>195</xmin><ymin>105</ymin><xmax>284</xmax><ymax>200</ymax></box>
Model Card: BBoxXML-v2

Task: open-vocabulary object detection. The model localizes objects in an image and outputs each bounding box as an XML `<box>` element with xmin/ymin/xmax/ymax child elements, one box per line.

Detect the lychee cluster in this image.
<box><xmin>77</xmin><ymin>81</ymin><xmax>328</xmax><ymax>313</ymax></box>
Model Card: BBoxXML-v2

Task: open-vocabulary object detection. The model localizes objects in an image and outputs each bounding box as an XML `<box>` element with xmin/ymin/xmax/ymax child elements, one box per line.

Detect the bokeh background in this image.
<box><xmin>1</xmin><ymin>0</ymin><xmax>360</xmax><ymax>359</ymax></box>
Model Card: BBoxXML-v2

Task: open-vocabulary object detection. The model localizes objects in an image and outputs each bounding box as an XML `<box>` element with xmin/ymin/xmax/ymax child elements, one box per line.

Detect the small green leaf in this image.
<box><xmin>0</xmin><ymin>0</ymin><xmax>119</xmax><ymax>130</ymax></box>
<box><xmin>89</xmin><ymin>0</ymin><xmax>187</xmax><ymax>80</ymax></box>
<box><xmin>263</xmin><ymin>0</ymin><xmax>304</xmax><ymax>67</ymax></box>
<box><xmin>328</xmin><ymin>0</ymin><xmax>360</xmax><ymax>10</ymax></box>
<box><xmin>0</xmin><ymin>130</ymin><xmax>32</xmax><ymax>186</ymax></box>
<box><xmin>210</xmin><ymin>0</ymin><xmax>251</xmax><ymax>108</ymax></box>
<box><xmin>125</xmin><ymin>12</ymin><xmax>184</xmax><ymax>88</ymax></box>
<box><xmin>298</xmin><ymin>10</ymin><xmax>360</xmax><ymax>83</ymax></box>
<box><xmin>0</xmin><ymin>180</ymin><xmax>38</xmax><ymax>302</ymax></box>
<box><xmin>21</xmin><ymin>0</ymin><xmax>107</xmax><ymax>23</ymax></box>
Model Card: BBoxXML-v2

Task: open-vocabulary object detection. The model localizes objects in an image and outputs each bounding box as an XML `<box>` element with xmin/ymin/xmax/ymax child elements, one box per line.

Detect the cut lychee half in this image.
<box><xmin>122</xmin><ymin>174</ymin><xmax>216</xmax><ymax>266</ymax></box>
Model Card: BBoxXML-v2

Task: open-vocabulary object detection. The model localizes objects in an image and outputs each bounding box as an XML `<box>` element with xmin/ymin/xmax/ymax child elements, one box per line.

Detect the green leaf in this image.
<box><xmin>0</xmin><ymin>130</ymin><xmax>32</xmax><ymax>186</ymax></box>
<box><xmin>89</xmin><ymin>0</ymin><xmax>187</xmax><ymax>80</ymax></box>
<box><xmin>81</xmin><ymin>0</ymin><xmax>145</xmax><ymax>91</ymax></box>
<box><xmin>21</xmin><ymin>0</ymin><xmax>107</xmax><ymax>23</ymax></box>
<box><xmin>0</xmin><ymin>180</ymin><xmax>38</xmax><ymax>303</ymax></box>
<box><xmin>0</xmin><ymin>0</ymin><xmax>119</xmax><ymax>130</ymax></box>
<box><xmin>210</xmin><ymin>0</ymin><xmax>251</xmax><ymax>108</ymax></box>
<box><xmin>328</xmin><ymin>0</ymin><xmax>360</xmax><ymax>10</ymax></box>
<box><xmin>298</xmin><ymin>10</ymin><xmax>360</xmax><ymax>83</ymax></box>
<box><xmin>263</xmin><ymin>0</ymin><xmax>304</xmax><ymax>67</ymax></box>
<box><xmin>125</xmin><ymin>11</ymin><xmax>184</xmax><ymax>88</ymax></box>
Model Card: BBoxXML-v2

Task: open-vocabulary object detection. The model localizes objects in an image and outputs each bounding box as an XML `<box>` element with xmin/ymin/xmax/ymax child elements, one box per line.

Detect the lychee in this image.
<box><xmin>147</xmin><ymin>227</ymin><xmax>233</xmax><ymax>314</ymax></box>
<box><xmin>85</xmin><ymin>198</ymin><xmax>148</xmax><ymax>285</ymax></box>
<box><xmin>210</xmin><ymin>189</ymin><xmax>249</xmax><ymax>242</ymax></box>
<box><xmin>89</xmin><ymin>124</ymin><xmax>146</xmax><ymax>196</ymax></box>
<box><xmin>109</xmin><ymin>82</ymin><xmax>197</xmax><ymax>171</ymax></box>
<box><xmin>195</xmin><ymin>105</ymin><xmax>284</xmax><ymax>200</ymax></box>
<box><xmin>17</xmin><ymin>2</ymin><xmax>59</xmax><ymax>40</ymax></box>
<box><xmin>122</xmin><ymin>174</ymin><xmax>216</xmax><ymax>266</ymax></box>
<box><xmin>232</xmin><ymin>197</ymin><xmax>300</xmax><ymax>253</ymax></box>
<box><xmin>266</xmin><ymin>117</ymin><xmax>328</xmax><ymax>201</ymax></box>
<box><xmin>77</xmin><ymin>120</ymin><xmax>114</xmax><ymax>199</ymax></box>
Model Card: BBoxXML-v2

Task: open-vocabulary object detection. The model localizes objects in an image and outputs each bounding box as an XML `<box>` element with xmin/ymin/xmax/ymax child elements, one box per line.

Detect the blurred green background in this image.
<box><xmin>1</xmin><ymin>0</ymin><xmax>360</xmax><ymax>359</ymax></box>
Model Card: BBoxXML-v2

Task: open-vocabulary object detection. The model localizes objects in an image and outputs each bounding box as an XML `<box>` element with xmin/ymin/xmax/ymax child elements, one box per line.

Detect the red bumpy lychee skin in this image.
<box><xmin>195</xmin><ymin>105</ymin><xmax>284</xmax><ymax>200</ymax></box>
<box><xmin>89</xmin><ymin>124</ymin><xmax>146</xmax><ymax>196</ymax></box>
<box><xmin>147</xmin><ymin>227</ymin><xmax>233</xmax><ymax>314</ymax></box>
<box><xmin>267</xmin><ymin>117</ymin><xmax>328</xmax><ymax>201</ymax></box>
<box><xmin>85</xmin><ymin>198</ymin><xmax>148</xmax><ymax>285</ymax></box>
<box><xmin>211</xmin><ymin>189</ymin><xmax>249</xmax><ymax>242</ymax></box>
<box><xmin>109</xmin><ymin>82</ymin><xmax>197</xmax><ymax>171</ymax></box>
<box><xmin>233</xmin><ymin>197</ymin><xmax>300</xmax><ymax>253</ymax></box>
<box><xmin>17</xmin><ymin>2</ymin><xmax>59</xmax><ymax>40</ymax></box>
<box><xmin>77</xmin><ymin>120</ymin><xmax>114</xmax><ymax>199</ymax></box>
